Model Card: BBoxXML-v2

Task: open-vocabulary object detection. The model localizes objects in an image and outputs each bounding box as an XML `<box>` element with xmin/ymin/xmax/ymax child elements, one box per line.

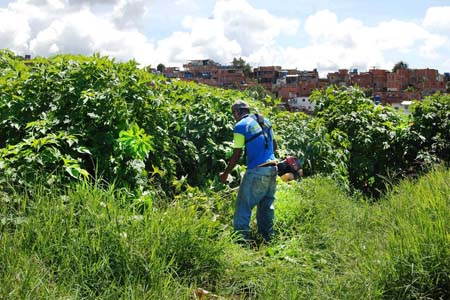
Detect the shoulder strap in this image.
<box><xmin>245</xmin><ymin>114</ymin><xmax>271</xmax><ymax>149</ymax></box>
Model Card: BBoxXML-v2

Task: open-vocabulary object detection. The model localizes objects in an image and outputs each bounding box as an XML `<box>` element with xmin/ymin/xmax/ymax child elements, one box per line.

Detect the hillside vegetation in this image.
<box><xmin>1</xmin><ymin>168</ymin><xmax>449</xmax><ymax>299</ymax></box>
<box><xmin>0</xmin><ymin>50</ymin><xmax>449</xmax><ymax>299</ymax></box>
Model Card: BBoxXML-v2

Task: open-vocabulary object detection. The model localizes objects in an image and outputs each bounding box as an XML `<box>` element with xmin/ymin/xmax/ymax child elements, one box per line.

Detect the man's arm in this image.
<box><xmin>219</xmin><ymin>148</ymin><xmax>242</xmax><ymax>183</ymax></box>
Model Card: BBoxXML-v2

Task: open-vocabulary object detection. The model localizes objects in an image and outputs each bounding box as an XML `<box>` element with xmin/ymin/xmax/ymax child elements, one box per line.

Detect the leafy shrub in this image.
<box><xmin>1</xmin><ymin>51</ymin><xmax>449</xmax><ymax>197</ymax></box>
<box><xmin>0</xmin><ymin>52</ymin><xmax>255</xmax><ymax>193</ymax></box>
<box><xmin>410</xmin><ymin>93</ymin><xmax>450</xmax><ymax>165</ymax></box>
<box><xmin>272</xmin><ymin>111</ymin><xmax>350</xmax><ymax>187</ymax></box>
<box><xmin>0</xmin><ymin>120</ymin><xmax>90</xmax><ymax>187</ymax></box>
<box><xmin>311</xmin><ymin>86</ymin><xmax>420</xmax><ymax>195</ymax></box>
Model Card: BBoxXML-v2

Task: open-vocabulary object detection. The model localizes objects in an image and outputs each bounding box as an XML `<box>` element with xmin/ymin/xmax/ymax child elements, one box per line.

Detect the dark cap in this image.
<box><xmin>231</xmin><ymin>100</ymin><xmax>250</xmax><ymax>112</ymax></box>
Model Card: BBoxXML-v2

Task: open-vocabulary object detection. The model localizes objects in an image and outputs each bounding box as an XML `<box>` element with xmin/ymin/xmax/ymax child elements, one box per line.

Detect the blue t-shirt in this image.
<box><xmin>233</xmin><ymin>114</ymin><xmax>276</xmax><ymax>169</ymax></box>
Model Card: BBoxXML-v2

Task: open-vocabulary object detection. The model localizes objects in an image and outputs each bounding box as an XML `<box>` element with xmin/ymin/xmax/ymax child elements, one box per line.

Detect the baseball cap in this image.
<box><xmin>231</xmin><ymin>100</ymin><xmax>250</xmax><ymax>112</ymax></box>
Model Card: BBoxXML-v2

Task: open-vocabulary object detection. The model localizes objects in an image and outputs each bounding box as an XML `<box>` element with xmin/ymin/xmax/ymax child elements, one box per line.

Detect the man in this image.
<box><xmin>219</xmin><ymin>100</ymin><xmax>278</xmax><ymax>244</ymax></box>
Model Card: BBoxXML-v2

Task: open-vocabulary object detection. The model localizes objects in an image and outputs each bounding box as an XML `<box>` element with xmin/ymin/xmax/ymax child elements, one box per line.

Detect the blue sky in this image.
<box><xmin>1</xmin><ymin>0</ymin><xmax>450</xmax><ymax>76</ymax></box>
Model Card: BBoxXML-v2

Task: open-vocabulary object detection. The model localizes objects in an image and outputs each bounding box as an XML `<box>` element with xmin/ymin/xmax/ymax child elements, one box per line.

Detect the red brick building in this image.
<box><xmin>371</xmin><ymin>69</ymin><xmax>388</xmax><ymax>92</ymax></box>
<box><xmin>374</xmin><ymin>91</ymin><xmax>421</xmax><ymax>105</ymax></box>
<box><xmin>298</xmin><ymin>69</ymin><xmax>319</xmax><ymax>83</ymax></box>
<box><xmin>387</xmin><ymin>68</ymin><xmax>409</xmax><ymax>91</ymax></box>
<box><xmin>413</xmin><ymin>69</ymin><xmax>446</xmax><ymax>96</ymax></box>
<box><xmin>276</xmin><ymin>86</ymin><xmax>298</xmax><ymax>100</ymax></box>
<box><xmin>327</xmin><ymin>69</ymin><xmax>349</xmax><ymax>86</ymax></box>
<box><xmin>161</xmin><ymin>59</ymin><xmax>447</xmax><ymax>106</ymax></box>
<box><xmin>253</xmin><ymin>66</ymin><xmax>282</xmax><ymax>90</ymax></box>
<box><xmin>162</xmin><ymin>67</ymin><xmax>181</xmax><ymax>78</ymax></box>
<box><xmin>351</xmin><ymin>72</ymin><xmax>373</xmax><ymax>89</ymax></box>
<box><xmin>180</xmin><ymin>59</ymin><xmax>247</xmax><ymax>88</ymax></box>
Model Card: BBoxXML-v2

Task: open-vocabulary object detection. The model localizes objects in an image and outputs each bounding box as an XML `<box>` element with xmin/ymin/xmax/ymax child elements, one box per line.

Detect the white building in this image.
<box><xmin>391</xmin><ymin>100</ymin><xmax>413</xmax><ymax>114</ymax></box>
<box><xmin>287</xmin><ymin>97</ymin><xmax>316</xmax><ymax>113</ymax></box>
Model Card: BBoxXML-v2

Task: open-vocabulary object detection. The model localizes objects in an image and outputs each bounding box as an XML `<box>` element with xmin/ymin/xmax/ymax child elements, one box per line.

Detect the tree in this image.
<box><xmin>392</xmin><ymin>61</ymin><xmax>408</xmax><ymax>73</ymax></box>
<box><xmin>362</xmin><ymin>88</ymin><xmax>373</xmax><ymax>98</ymax></box>
<box><xmin>245</xmin><ymin>85</ymin><xmax>276</xmax><ymax>106</ymax></box>
<box><xmin>231</xmin><ymin>57</ymin><xmax>252</xmax><ymax>77</ymax></box>
<box><xmin>405</xmin><ymin>85</ymin><xmax>417</xmax><ymax>92</ymax></box>
<box><xmin>143</xmin><ymin>65</ymin><xmax>152</xmax><ymax>73</ymax></box>
<box><xmin>157</xmin><ymin>63</ymin><xmax>165</xmax><ymax>73</ymax></box>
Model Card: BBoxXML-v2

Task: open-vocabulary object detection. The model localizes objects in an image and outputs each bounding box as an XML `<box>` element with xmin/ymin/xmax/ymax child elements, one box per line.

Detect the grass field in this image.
<box><xmin>1</xmin><ymin>167</ymin><xmax>449</xmax><ymax>299</ymax></box>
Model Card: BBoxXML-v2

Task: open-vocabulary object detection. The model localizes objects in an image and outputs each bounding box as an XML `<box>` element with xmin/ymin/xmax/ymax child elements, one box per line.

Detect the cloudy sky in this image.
<box><xmin>1</xmin><ymin>0</ymin><xmax>450</xmax><ymax>76</ymax></box>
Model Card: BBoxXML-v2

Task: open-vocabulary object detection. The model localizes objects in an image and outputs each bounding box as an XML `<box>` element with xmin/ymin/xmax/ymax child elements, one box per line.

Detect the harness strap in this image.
<box><xmin>245</xmin><ymin>130</ymin><xmax>264</xmax><ymax>144</ymax></box>
<box><xmin>244</xmin><ymin>114</ymin><xmax>271</xmax><ymax>149</ymax></box>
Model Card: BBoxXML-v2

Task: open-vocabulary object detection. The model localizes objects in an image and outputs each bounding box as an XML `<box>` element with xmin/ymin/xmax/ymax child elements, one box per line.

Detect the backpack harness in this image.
<box><xmin>244</xmin><ymin>113</ymin><xmax>271</xmax><ymax>150</ymax></box>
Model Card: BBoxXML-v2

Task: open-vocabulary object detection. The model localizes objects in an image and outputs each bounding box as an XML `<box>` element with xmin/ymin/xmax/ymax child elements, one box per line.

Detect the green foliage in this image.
<box><xmin>0</xmin><ymin>181</ymin><xmax>230</xmax><ymax>299</ymax></box>
<box><xmin>310</xmin><ymin>86</ymin><xmax>429</xmax><ymax>195</ymax></box>
<box><xmin>410</xmin><ymin>93</ymin><xmax>450</xmax><ymax>164</ymax></box>
<box><xmin>0</xmin><ymin>166</ymin><xmax>449</xmax><ymax>299</ymax></box>
<box><xmin>244</xmin><ymin>84</ymin><xmax>277</xmax><ymax>106</ymax></box>
<box><xmin>0</xmin><ymin>52</ymin><xmax>256</xmax><ymax>193</ymax></box>
<box><xmin>272</xmin><ymin>111</ymin><xmax>350</xmax><ymax>187</ymax></box>
<box><xmin>118</xmin><ymin>123</ymin><xmax>154</xmax><ymax>160</ymax></box>
<box><xmin>0</xmin><ymin>126</ymin><xmax>89</xmax><ymax>187</ymax></box>
<box><xmin>1</xmin><ymin>50</ymin><xmax>449</xmax><ymax>299</ymax></box>
<box><xmin>231</xmin><ymin>56</ymin><xmax>252</xmax><ymax>77</ymax></box>
<box><xmin>393</xmin><ymin>61</ymin><xmax>409</xmax><ymax>72</ymax></box>
<box><xmin>0</xmin><ymin>53</ymin><xmax>149</xmax><ymax>189</ymax></box>
<box><xmin>376</xmin><ymin>167</ymin><xmax>450</xmax><ymax>299</ymax></box>
<box><xmin>156</xmin><ymin>63</ymin><xmax>165</xmax><ymax>73</ymax></box>
<box><xmin>0</xmin><ymin>51</ymin><xmax>449</xmax><ymax>197</ymax></box>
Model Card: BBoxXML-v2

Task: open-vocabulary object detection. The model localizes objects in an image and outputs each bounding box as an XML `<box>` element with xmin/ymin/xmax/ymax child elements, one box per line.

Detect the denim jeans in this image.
<box><xmin>233</xmin><ymin>166</ymin><xmax>277</xmax><ymax>242</ymax></box>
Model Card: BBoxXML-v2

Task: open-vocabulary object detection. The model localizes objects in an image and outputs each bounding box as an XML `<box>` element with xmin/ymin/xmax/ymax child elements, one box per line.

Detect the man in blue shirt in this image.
<box><xmin>219</xmin><ymin>100</ymin><xmax>278</xmax><ymax>244</ymax></box>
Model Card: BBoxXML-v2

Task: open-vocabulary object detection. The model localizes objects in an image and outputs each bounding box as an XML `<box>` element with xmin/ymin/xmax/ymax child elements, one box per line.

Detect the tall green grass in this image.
<box><xmin>0</xmin><ymin>182</ymin><xmax>230</xmax><ymax>299</ymax></box>
<box><xmin>376</xmin><ymin>167</ymin><xmax>450</xmax><ymax>299</ymax></box>
<box><xmin>216</xmin><ymin>167</ymin><xmax>449</xmax><ymax>299</ymax></box>
<box><xmin>1</xmin><ymin>167</ymin><xmax>449</xmax><ymax>299</ymax></box>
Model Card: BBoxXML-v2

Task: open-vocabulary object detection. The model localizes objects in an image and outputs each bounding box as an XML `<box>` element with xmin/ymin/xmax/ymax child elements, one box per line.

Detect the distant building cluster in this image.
<box><xmin>158</xmin><ymin>59</ymin><xmax>450</xmax><ymax>114</ymax></box>
<box><xmin>161</xmin><ymin>59</ymin><xmax>248</xmax><ymax>89</ymax></box>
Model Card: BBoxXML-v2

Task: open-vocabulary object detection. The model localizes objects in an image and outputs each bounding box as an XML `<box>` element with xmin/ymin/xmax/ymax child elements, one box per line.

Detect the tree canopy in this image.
<box><xmin>157</xmin><ymin>63</ymin><xmax>165</xmax><ymax>73</ymax></box>
<box><xmin>392</xmin><ymin>61</ymin><xmax>409</xmax><ymax>72</ymax></box>
<box><xmin>231</xmin><ymin>57</ymin><xmax>252</xmax><ymax>77</ymax></box>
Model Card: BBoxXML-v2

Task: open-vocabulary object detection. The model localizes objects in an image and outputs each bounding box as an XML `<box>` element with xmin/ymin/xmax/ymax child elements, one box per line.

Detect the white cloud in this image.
<box><xmin>112</xmin><ymin>0</ymin><xmax>148</xmax><ymax>29</ymax></box>
<box><xmin>155</xmin><ymin>23</ymin><xmax>242</xmax><ymax>66</ymax></box>
<box><xmin>175</xmin><ymin>0</ymin><xmax>194</xmax><ymax>5</ymax></box>
<box><xmin>292</xmin><ymin>9</ymin><xmax>449</xmax><ymax>74</ymax></box>
<box><xmin>0</xmin><ymin>8</ymin><xmax>31</xmax><ymax>53</ymax></box>
<box><xmin>373</xmin><ymin>20</ymin><xmax>433</xmax><ymax>51</ymax></box>
<box><xmin>0</xmin><ymin>0</ymin><xmax>449</xmax><ymax>75</ymax></box>
<box><xmin>28</xmin><ymin>8</ymin><xmax>156</xmax><ymax>65</ymax></box>
<box><xmin>442</xmin><ymin>59</ymin><xmax>450</xmax><ymax>72</ymax></box>
<box><xmin>419</xmin><ymin>34</ymin><xmax>449</xmax><ymax>59</ymax></box>
<box><xmin>423</xmin><ymin>6</ymin><xmax>450</xmax><ymax>33</ymax></box>
<box><xmin>154</xmin><ymin>0</ymin><xmax>299</xmax><ymax>66</ymax></box>
<box><xmin>1</xmin><ymin>0</ymin><xmax>156</xmax><ymax>66</ymax></box>
<box><xmin>213</xmin><ymin>0</ymin><xmax>299</xmax><ymax>55</ymax></box>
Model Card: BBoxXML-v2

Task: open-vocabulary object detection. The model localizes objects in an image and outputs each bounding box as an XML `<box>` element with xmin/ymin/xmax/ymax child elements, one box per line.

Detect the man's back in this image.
<box><xmin>233</xmin><ymin>114</ymin><xmax>275</xmax><ymax>169</ymax></box>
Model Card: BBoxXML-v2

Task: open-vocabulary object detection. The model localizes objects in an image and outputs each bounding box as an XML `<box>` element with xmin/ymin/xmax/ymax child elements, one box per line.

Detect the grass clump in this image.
<box><xmin>376</xmin><ymin>167</ymin><xmax>450</xmax><ymax>299</ymax></box>
<box><xmin>0</xmin><ymin>182</ymin><xmax>230</xmax><ymax>299</ymax></box>
<box><xmin>1</xmin><ymin>167</ymin><xmax>449</xmax><ymax>299</ymax></box>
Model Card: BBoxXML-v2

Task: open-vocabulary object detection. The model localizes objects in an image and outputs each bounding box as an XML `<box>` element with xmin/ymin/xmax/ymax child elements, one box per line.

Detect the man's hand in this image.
<box><xmin>219</xmin><ymin>172</ymin><xmax>228</xmax><ymax>183</ymax></box>
<box><xmin>219</xmin><ymin>148</ymin><xmax>241</xmax><ymax>184</ymax></box>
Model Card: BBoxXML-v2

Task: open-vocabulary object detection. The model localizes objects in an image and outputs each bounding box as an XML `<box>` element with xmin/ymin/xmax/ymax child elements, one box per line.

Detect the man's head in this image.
<box><xmin>231</xmin><ymin>100</ymin><xmax>250</xmax><ymax>120</ymax></box>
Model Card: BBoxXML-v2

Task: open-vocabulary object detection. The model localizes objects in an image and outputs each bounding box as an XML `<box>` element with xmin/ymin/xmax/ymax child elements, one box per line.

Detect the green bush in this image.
<box><xmin>410</xmin><ymin>93</ymin><xmax>450</xmax><ymax>164</ymax></box>
<box><xmin>0</xmin><ymin>52</ymin><xmax>259</xmax><ymax>193</ymax></box>
<box><xmin>1</xmin><ymin>51</ymin><xmax>449</xmax><ymax>197</ymax></box>
<box><xmin>311</xmin><ymin>86</ymin><xmax>426</xmax><ymax>195</ymax></box>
